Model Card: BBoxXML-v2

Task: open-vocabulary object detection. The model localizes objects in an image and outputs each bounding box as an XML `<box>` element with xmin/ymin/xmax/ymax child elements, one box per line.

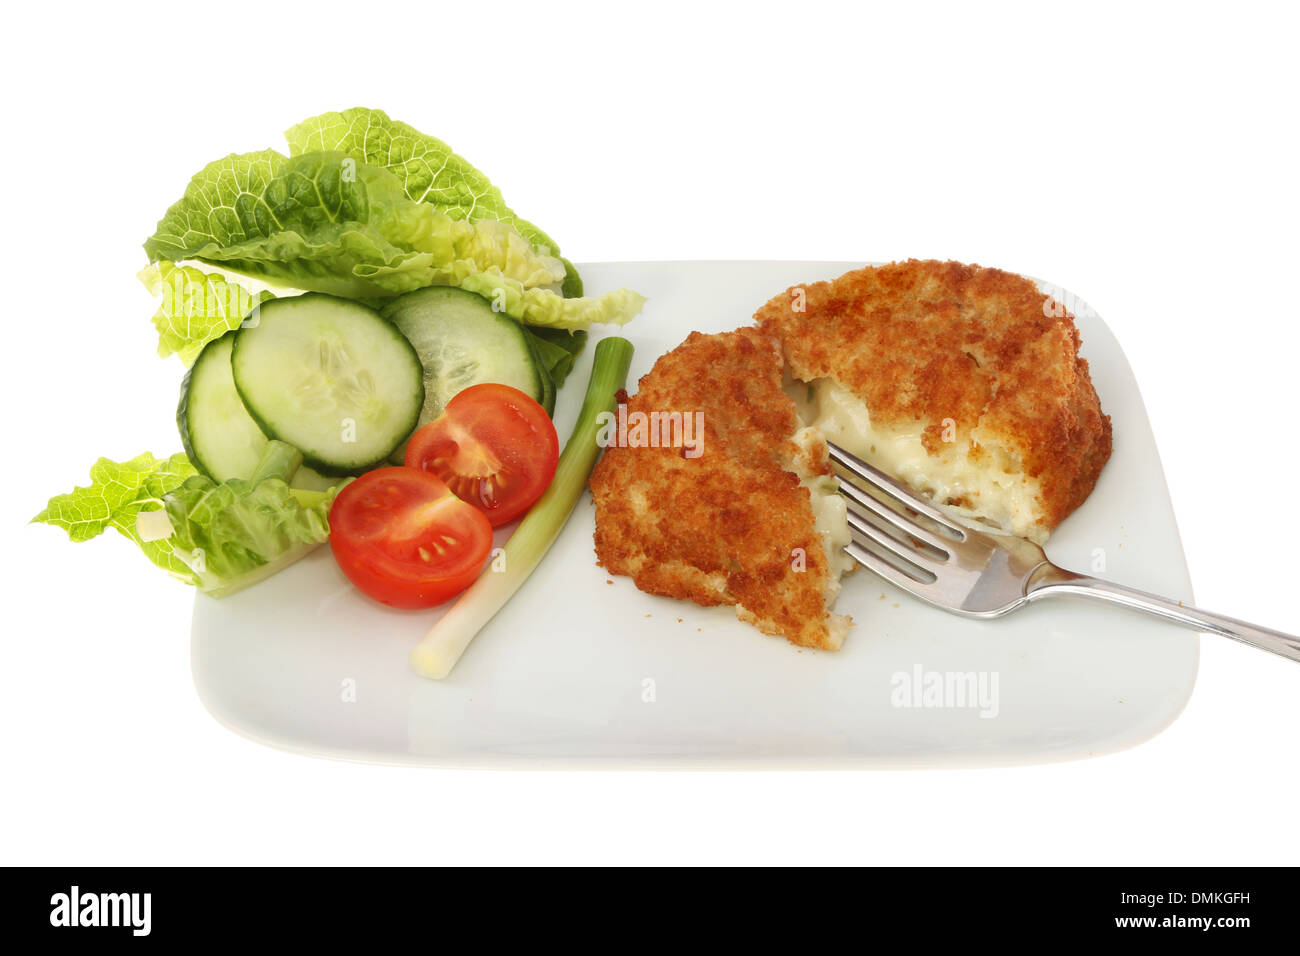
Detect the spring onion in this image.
<box><xmin>410</xmin><ymin>336</ymin><xmax>635</xmax><ymax>679</ymax></box>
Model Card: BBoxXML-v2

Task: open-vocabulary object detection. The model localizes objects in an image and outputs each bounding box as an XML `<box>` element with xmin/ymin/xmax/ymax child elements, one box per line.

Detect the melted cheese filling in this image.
<box><xmin>796</xmin><ymin>378</ymin><xmax>1047</xmax><ymax>543</ymax></box>
<box><xmin>789</xmin><ymin>425</ymin><xmax>854</xmax><ymax>647</ymax></box>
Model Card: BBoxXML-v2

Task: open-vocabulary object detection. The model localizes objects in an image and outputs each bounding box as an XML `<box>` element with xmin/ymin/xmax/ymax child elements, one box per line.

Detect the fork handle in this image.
<box><xmin>1028</xmin><ymin>566</ymin><xmax>1300</xmax><ymax>664</ymax></box>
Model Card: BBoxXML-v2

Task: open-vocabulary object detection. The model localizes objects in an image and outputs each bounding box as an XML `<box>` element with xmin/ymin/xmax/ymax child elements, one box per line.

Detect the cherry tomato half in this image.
<box><xmin>328</xmin><ymin>467</ymin><xmax>493</xmax><ymax>609</ymax></box>
<box><xmin>405</xmin><ymin>383</ymin><xmax>559</xmax><ymax>526</ymax></box>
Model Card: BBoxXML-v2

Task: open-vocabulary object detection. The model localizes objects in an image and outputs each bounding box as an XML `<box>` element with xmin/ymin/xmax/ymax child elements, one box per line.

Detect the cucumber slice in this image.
<box><xmin>380</xmin><ymin>287</ymin><xmax>549</xmax><ymax>460</ymax></box>
<box><xmin>231</xmin><ymin>294</ymin><xmax>424</xmax><ymax>475</ymax></box>
<box><xmin>179</xmin><ymin>332</ymin><xmax>334</xmax><ymax>490</ymax></box>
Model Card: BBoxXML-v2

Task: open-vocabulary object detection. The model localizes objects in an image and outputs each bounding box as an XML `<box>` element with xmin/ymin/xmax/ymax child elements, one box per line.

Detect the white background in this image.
<box><xmin>3</xmin><ymin>0</ymin><xmax>1297</xmax><ymax>865</ymax></box>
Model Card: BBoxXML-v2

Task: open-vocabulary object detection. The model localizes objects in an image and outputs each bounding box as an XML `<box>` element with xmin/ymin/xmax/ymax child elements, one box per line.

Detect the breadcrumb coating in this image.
<box><xmin>589</xmin><ymin>328</ymin><xmax>850</xmax><ymax>650</ymax></box>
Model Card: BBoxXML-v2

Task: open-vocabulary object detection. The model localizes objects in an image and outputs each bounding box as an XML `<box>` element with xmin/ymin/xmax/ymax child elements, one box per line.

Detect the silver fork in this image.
<box><xmin>828</xmin><ymin>442</ymin><xmax>1300</xmax><ymax>664</ymax></box>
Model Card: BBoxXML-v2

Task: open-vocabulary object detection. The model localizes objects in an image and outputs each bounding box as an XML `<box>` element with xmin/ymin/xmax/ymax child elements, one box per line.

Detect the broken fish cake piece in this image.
<box><xmin>589</xmin><ymin>327</ymin><xmax>854</xmax><ymax>650</ymax></box>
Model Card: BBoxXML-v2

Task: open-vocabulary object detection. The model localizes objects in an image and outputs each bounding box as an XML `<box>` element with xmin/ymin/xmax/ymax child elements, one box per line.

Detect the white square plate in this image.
<box><xmin>192</xmin><ymin>261</ymin><xmax>1198</xmax><ymax>768</ymax></box>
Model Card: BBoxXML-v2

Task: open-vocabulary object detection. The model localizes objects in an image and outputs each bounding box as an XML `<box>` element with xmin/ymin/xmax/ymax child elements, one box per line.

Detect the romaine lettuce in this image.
<box><xmin>283</xmin><ymin>109</ymin><xmax>558</xmax><ymax>254</ymax></box>
<box><xmin>139</xmin><ymin>261</ymin><xmax>273</xmax><ymax>366</ymax></box>
<box><xmin>35</xmin><ymin>445</ymin><xmax>342</xmax><ymax>596</ymax></box>
<box><xmin>33</xmin><ymin>452</ymin><xmax>201</xmax><ymax>583</ymax></box>
<box><xmin>161</xmin><ymin>473</ymin><xmax>339</xmax><ymax>597</ymax></box>
<box><xmin>283</xmin><ymin>108</ymin><xmax>587</xmax><ymax>300</ymax></box>
<box><xmin>144</xmin><ymin>140</ymin><xmax>643</xmax><ymax>329</ymax></box>
<box><xmin>145</xmin><ymin>151</ymin><xmax>558</xmax><ymax>296</ymax></box>
<box><xmin>526</xmin><ymin>328</ymin><xmax>588</xmax><ymax>388</ymax></box>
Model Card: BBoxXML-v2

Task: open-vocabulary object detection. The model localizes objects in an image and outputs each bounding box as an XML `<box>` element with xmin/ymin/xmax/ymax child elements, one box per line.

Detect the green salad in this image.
<box><xmin>36</xmin><ymin>108</ymin><xmax>643</xmax><ymax>609</ymax></box>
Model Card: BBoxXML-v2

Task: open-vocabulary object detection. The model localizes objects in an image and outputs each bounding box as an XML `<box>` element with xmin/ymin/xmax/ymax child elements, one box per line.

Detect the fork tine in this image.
<box><xmin>844</xmin><ymin>507</ymin><xmax>944</xmax><ymax>574</ymax></box>
<box><xmin>837</xmin><ymin>479</ymin><xmax>954</xmax><ymax>555</ymax></box>
<box><xmin>844</xmin><ymin>542</ymin><xmax>951</xmax><ymax>604</ymax></box>
<box><xmin>827</xmin><ymin>442</ymin><xmax>967</xmax><ymax>538</ymax></box>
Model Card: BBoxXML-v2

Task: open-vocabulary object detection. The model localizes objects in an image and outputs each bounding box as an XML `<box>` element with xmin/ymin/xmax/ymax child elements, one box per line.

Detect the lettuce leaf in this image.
<box><xmin>284</xmin><ymin>108</ymin><xmax>560</xmax><ymax>255</ymax></box>
<box><xmin>142</xmin><ymin>150</ymin><xmax>283</xmax><ymax>262</ymax></box>
<box><xmin>36</xmin><ymin>447</ymin><xmax>343</xmax><ymax>595</ymax></box>
<box><xmin>162</xmin><ymin>473</ymin><xmax>340</xmax><ymax>597</ymax></box>
<box><xmin>139</xmin><ymin>261</ymin><xmax>273</xmax><ymax>366</ymax></box>
<box><xmin>143</xmin><ymin>150</ymin><xmax>640</xmax><ymax>329</ymax></box>
<box><xmin>525</xmin><ymin>328</ymin><xmax>588</xmax><ymax>388</ymax></box>
<box><xmin>144</xmin><ymin>150</ymin><xmax>554</xmax><ymax>293</ymax></box>
<box><xmin>460</xmin><ymin>271</ymin><xmax>645</xmax><ymax>331</ymax></box>
<box><xmin>283</xmin><ymin>108</ymin><xmax>586</xmax><ymax>299</ymax></box>
<box><xmin>33</xmin><ymin>452</ymin><xmax>201</xmax><ymax>583</ymax></box>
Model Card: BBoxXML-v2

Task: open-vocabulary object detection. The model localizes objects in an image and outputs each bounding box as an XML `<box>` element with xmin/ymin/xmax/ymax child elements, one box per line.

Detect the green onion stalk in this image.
<box><xmin>410</xmin><ymin>336</ymin><xmax>634</xmax><ymax>679</ymax></box>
